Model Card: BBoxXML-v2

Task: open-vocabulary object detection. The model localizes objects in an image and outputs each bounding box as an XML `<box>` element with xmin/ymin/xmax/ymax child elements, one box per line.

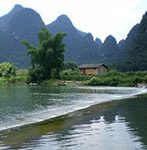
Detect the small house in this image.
<box><xmin>78</xmin><ymin>64</ymin><xmax>108</xmax><ymax>75</ymax></box>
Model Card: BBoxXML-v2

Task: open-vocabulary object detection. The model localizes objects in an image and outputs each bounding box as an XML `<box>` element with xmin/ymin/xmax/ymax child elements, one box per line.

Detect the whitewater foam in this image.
<box><xmin>0</xmin><ymin>86</ymin><xmax>146</xmax><ymax>132</ymax></box>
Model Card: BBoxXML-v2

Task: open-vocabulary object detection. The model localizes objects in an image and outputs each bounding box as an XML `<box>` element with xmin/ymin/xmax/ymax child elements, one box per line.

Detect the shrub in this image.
<box><xmin>64</xmin><ymin>61</ymin><xmax>78</xmax><ymax>70</ymax></box>
<box><xmin>6</xmin><ymin>76</ymin><xmax>26</xmax><ymax>84</ymax></box>
<box><xmin>105</xmin><ymin>70</ymin><xmax>121</xmax><ymax>76</ymax></box>
<box><xmin>109</xmin><ymin>76</ymin><xmax>121</xmax><ymax>86</ymax></box>
<box><xmin>87</xmin><ymin>77</ymin><xmax>100</xmax><ymax>85</ymax></box>
<box><xmin>0</xmin><ymin>62</ymin><xmax>16</xmax><ymax>77</ymax></box>
<box><xmin>86</xmin><ymin>76</ymin><xmax>121</xmax><ymax>86</ymax></box>
<box><xmin>26</xmin><ymin>67</ymin><xmax>45</xmax><ymax>84</ymax></box>
<box><xmin>16</xmin><ymin>69</ymin><xmax>28</xmax><ymax>76</ymax></box>
<box><xmin>61</xmin><ymin>70</ymin><xmax>79</xmax><ymax>76</ymax></box>
<box><xmin>143</xmin><ymin>75</ymin><xmax>147</xmax><ymax>83</ymax></box>
<box><xmin>61</xmin><ymin>74</ymin><xmax>91</xmax><ymax>81</ymax></box>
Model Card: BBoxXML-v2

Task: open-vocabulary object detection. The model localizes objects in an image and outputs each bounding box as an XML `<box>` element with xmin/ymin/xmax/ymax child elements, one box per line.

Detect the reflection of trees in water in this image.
<box><xmin>55</xmin><ymin>97</ymin><xmax>147</xmax><ymax>148</ymax></box>
<box><xmin>117</xmin><ymin>96</ymin><xmax>147</xmax><ymax>147</ymax></box>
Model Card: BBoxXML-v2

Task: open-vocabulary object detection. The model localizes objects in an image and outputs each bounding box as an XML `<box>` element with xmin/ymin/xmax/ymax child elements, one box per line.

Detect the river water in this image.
<box><xmin>0</xmin><ymin>85</ymin><xmax>147</xmax><ymax>149</ymax></box>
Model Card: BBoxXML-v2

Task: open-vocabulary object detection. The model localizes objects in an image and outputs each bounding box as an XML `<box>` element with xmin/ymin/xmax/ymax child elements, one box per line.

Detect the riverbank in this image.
<box><xmin>1</xmin><ymin>69</ymin><xmax>147</xmax><ymax>87</ymax></box>
<box><xmin>0</xmin><ymin>76</ymin><xmax>27</xmax><ymax>84</ymax></box>
<box><xmin>61</xmin><ymin>70</ymin><xmax>147</xmax><ymax>87</ymax></box>
<box><xmin>0</xmin><ymin>69</ymin><xmax>27</xmax><ymax>84</ymax></box>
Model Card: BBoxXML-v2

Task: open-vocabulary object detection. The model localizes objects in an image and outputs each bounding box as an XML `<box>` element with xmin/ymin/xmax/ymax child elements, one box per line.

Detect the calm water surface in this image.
<box><xmin>0</xmin><ymin>85</ymin><xmax>147</xmax><ymax>150</ymax></box>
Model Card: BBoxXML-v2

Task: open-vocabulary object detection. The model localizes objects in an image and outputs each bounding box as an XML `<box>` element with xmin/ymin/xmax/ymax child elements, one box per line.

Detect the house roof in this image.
<box><xmin>78</xmin><ymin>64</ymin><xmax>108</xmax><ymax>69</ymax></box>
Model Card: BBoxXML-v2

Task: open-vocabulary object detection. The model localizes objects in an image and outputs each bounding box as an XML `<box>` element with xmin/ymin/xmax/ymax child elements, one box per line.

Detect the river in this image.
<box><xmin>0</xmin><ymin>85</ymin><xmax>147</xmax><ymax>149</ymax></box>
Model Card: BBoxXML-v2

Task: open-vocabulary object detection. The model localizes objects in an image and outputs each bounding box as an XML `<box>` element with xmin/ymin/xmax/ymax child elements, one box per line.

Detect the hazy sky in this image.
<box><xmin>0</xmin><ymin>0</ymin><xmax>147</xmax><ymax>42</ymax></box>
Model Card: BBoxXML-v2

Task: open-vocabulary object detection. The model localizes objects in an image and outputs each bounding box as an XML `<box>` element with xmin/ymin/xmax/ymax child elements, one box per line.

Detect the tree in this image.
<box><xmin>0</xmin><ymin>62</ymin><xmax>16</xmax><ymax>77</ymax></box>
<box><xmin>64</xmin><ymin>61</ymin><xmax>78</xmax><ymax>70</ymax></box>
<box><xmin>22</xmin><ymin>28</ymin><xmax>66</xmax><ymax>83</ymax></box>
<box><xmin>52</xmin><ymin>32</ymin><xmax>66</xmax><ymax>79</ymax></box>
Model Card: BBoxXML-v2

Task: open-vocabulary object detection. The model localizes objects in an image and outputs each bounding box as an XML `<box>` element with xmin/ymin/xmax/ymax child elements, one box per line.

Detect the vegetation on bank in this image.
<box><xmin>0</xmin><ymin>65</ymin><xmax>27</xmax><ymax>84</ymax></box>
<box><xmin>0</xmin><ymin>60</ymin><xmax>147</xmax><ymax>87</ymax></box>
<box><xmin>1</xmin><ymin>65</ymin><xmax>147</xmax><ymax>87</ymax></box>
<box><xmin>0</xmin><ymin>62</ymin><xmax>16</xmax><ymax>77</ymax></box>
<box><xmin>61</xmin><ymin>69</ymin><xmax>147</xmax><ymax>87</ymax></box>
<box><xmin>85</xmin><ymin>71</ymin><xmax>147</xmax><ymax>87</ymax></box>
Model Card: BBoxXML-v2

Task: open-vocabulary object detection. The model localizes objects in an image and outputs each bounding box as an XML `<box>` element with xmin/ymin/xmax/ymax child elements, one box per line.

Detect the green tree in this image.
<box><xmin>52</xmin><ymin>32</ymin><xmax>66</xmax><ymax>79</ymax></box>
<box><xmin>22</xmin><ymin>28</ymin><xmax>66</xmax><ymax>83</ymax></box>
<box><xmin>64</xmin><ymin>61</ymin><xmax>78</xmax><ymax>70</ymax></box>
<box><xmin>0</xmin><ymin>62</ymin><xmax>16</xmax><ymax>77</ymax></box>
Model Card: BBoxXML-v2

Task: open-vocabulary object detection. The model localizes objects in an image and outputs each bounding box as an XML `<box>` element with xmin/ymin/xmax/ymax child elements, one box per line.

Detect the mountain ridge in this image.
<box><xmin>0</xmin><ymin>4</ymin><xmax>146</xmax><ymax>71</ymax></box>
<box><xmin>47</xmin><ymin>14</ymin><xmax>101</xmax><ymax>64</ymax></box>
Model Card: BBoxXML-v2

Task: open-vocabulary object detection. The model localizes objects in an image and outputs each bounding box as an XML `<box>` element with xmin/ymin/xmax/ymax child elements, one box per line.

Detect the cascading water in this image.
<box><xmin>0</xmin><ymin>85</ymin><xmax>146</xmax><ymax>132</ymax></box>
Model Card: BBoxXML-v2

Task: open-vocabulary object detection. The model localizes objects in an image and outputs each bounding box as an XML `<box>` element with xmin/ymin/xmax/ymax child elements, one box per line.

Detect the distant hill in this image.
<box><xmin>7</xmin><ymin>7</ymin><xmax>45</xmax><ymax>45</ymax></box>
<box><xmin>117</xmin><ymin>12</ymin><xmax>147</xmax><ymax>71</ymax></box>
<box><xmin>0</xmin><ymin>7</ymin><xmax>103</xmax><ymax>67</ymax></box>
<box><xmin>0</xmin><ymin>5</ymin><xmax>45</xmax><ymax>67</ymax></box>
<box><xmin>47</xmin><ymin>15</ymin><xmax>100</xmax><ymax>64</ymax></box>
<box><xmin>95</xmin><ymin>38</ymin><xmax>102</xmax><ymax>49</ymax></box>
<box><xmin>1</xmin><ymin>4</ymin><xmax>147</xmax><ymax>71</ymax></box>
<box><xmin>77</xmin><ymin>29</ymin><xmax>87</xmax><ymax>37</ymax></box>
<box><xmin>0</xmin><ymin>5</ymin><xmax>23</xmax><ymax>31</ymax></box>
<box><xmin>99</xmin><ymin>35</ymin><xmax>119</xmax><ymax>65</ymax></box>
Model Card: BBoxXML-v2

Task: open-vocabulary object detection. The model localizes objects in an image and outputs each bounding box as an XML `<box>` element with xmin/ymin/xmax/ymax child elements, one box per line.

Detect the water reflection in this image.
<box><xmin>0</xmin><ymin>94</ymin><xmax>147</xmax><ymax>149</ymax></box>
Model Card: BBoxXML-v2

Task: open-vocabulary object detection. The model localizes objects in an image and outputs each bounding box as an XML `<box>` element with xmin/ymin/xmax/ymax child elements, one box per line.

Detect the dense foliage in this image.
<box><xmin>0</xmin><ymin>62</ymin><xmax>16</xmax><ymax>77</ymax></box>
<box><xmin>61</xmin><ymin>69</ymin><xmax>147</xmax><ymax>87</ymax></box>
<box><xmin>86</xmin><ymin>70</ymin><xmax>147</xmax><ymax>86</ymax></box>
<box><xmin>61</xmin><ymin>69</ymin><xmax>92</xmax><ymax>81</ymax></box>
<box><xmin>64</xmin><ymin>61</ymin><xmax>78</xmax><ymax>70</ymax></box>
<box><xmin>22</xmin><ymin>28</ymin><xmax>66</xmax><ymax>83</ymax></box>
